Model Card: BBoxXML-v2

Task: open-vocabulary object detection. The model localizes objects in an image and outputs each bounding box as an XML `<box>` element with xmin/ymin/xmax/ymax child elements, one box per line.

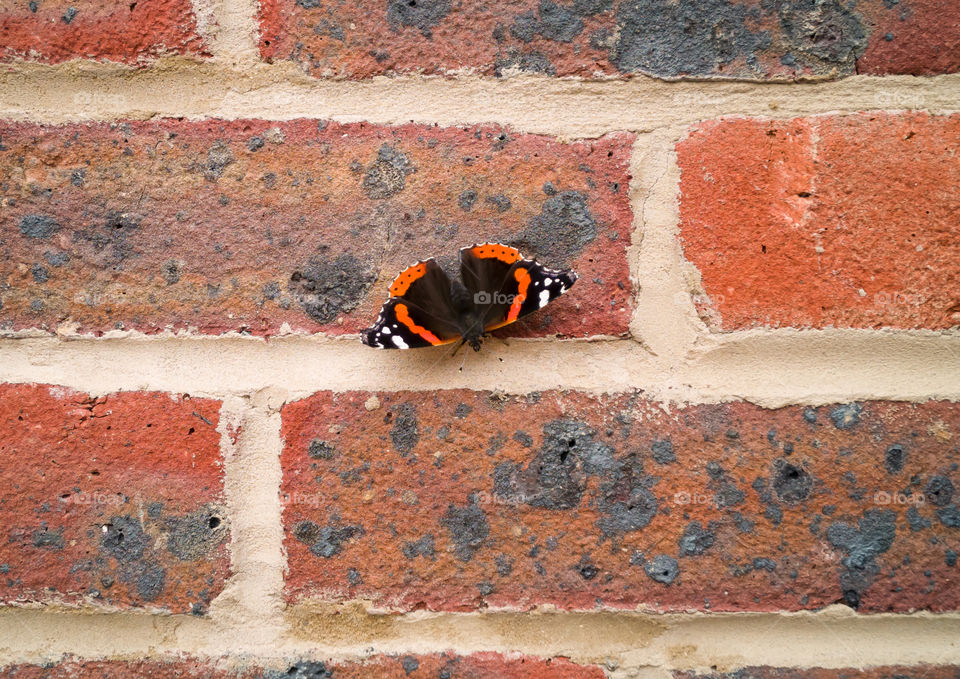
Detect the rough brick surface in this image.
<box><xmin>677</xmin><ymin>113</ymin><xmax>960</xmax><ymax>331</ymax></box>
<box><xmin>0</xmin><ymin>0</ymin><xmax>206</xmax><ymax>65</ymax></box>
<box><xmin>0</xmin><ymin>384</ymin><xmax>227</xmax><ymax>613</ymax></box>
<box><xmin>677</xmin><ymin>667</ymin><xmax>960</xmax><ymax>679</ymax></box>
<box><xmin>858</xmin><ymin>1</ymin><xmax>960</xmax><ymax>75</ymax></box>
<box><xmin>282</xmin><ymin>391</ymin><xmax>960</xmax><ymax>613</ymax></box>
<box><xmin>258</xmin><ymin>0</ymin><xmax>958</xmax><ymax>80</ymax></box>
<box><xmin>0</xmin><ymin>119</ymin><xmax>632</xmax><ymax>338</ymax></box>
<box><xmin>0</xmin><ymin>654</ymin><xmax>604</xmax><ymax>678</ymax></box>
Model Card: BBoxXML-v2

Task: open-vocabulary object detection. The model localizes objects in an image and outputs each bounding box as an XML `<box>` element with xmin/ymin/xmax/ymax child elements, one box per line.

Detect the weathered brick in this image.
<box><xmin>677</xmin><ymin>113</ymin><xmax>960</xmax><ymax>331</ymax></box>
<box><xmin>0</xmin><ymin>0</ymin><xmax>206</xmax><ymax>65</ymax></box>
<box><xmin>282</xmin><ymin>391</ymin><xmax>960</xmax><ymax>612</ymax></box>
<box><xmin>0</xmin><ymin>654</ymin><xmax>604</xmax><ymax>678</ymax></box>
<box><xmin>0</xmin><ymin>120</ymin><xmax>632</xmax><ymax>338</ymax></box>
<box><xmin>677</xmin><ymin>667</ymin><xmax>960</xmax><ymax>679</ymax></box>
<box><xmin>858</xmin><ymin>1</ymin><xmax>960</xmax><ymax>75</ymax></box>
<box><xmin>258</xmin><ymin>0</ymin><xmax>958</xmax><ymax>80</ymax></box>
<box><xmin>0</xmin><ymin>384</ymin><xmax>227</xmax><ymax>613</ymax></box>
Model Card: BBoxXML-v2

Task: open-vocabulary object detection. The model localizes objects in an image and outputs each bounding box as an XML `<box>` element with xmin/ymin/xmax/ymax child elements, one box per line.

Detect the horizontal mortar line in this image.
<box><xmin>0</xmin><ymin>329</ymin><xmax>958</xmax><ymax>405</ymax></box>
<box><xmin>0</xmin><ymin>607</ymin><xmax>959</xmax><ymax>668</ymax></box>
<box><xmin>0</xmin><ymin>62</ymin><xmax>958</xmax><ymax>136</ymax></box>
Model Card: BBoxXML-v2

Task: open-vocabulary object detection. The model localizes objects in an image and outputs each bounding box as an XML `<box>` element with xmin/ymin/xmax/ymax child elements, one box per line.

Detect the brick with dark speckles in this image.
<box><xmin>281</xmin><ymin>392</ymin><xmax>960</xmax><ymax>612</ymax></box>
<box><xmin>258</xmin><ymin>0</ymin><xmax>959</xmax><ymax>80</ymax></box>
<box><xmin>0</xmin><ymin>119</ymin><xmax>632</xmax><ymax>338</ymax></box>
<box><xmin>0</xmin><ymin>384</ymin><xmax>227</xmax><ymax>612</ymax></box>
<box><xmin>0</xmin><ymin>654</ymin><xmax>605</xmax><ymax>678</ymax></box>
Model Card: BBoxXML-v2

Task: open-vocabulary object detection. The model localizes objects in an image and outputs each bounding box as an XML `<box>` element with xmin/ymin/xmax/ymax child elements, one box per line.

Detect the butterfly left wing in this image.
<box><xmin>362</xmin><ymin>258</ymin><xmax>463</xmax><ymax>349</ymax></box>
<box><xmin>483</xmin><ymin>258</ymin><xmax>577</xmax><ymax>331</ymax></box>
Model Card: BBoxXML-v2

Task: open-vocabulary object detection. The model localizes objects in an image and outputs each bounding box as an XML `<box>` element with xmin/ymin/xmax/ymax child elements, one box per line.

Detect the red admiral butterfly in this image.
<box><xmin>362</xmin><ymin>243</ymin><xmax>577</xmax><ymax>352</ymax></box>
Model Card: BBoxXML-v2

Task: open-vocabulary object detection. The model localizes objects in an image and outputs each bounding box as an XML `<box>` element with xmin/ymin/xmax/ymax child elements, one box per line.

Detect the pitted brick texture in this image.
<box><xmin>0</xmin><ymin>119</ymin><xmax>632</xmax><ymax>338</ymax></box>
<box><xmin>0</xmin><ymin>0</ymin><xmax>206</xmax><ymax>65</ymax></box>
<box><xmin>0</xmin><ymin>654</ymin><xmax>605</xmax><ymax>678</ymax></box>
<box><xmin>0</xmin><ymin>384</ymin><xmax>227</xmax><ymax>613</ymax></box>
<box><xmin>677</xmin><ymin>113</ymin><xmax>960</xmax><ymax>331</ymax></box>
<box><xmin>282</xmin><ymin>391</ymin><xmax>960</xmax><ymax>612</ymax></box>
<box><xmin>258</xmin><ymin>0</ymin><xmax>958</xmax><ymax>80</ymax></box>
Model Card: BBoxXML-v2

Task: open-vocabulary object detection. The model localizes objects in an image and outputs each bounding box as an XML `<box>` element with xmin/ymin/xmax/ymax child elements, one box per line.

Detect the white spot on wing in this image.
<box><xmin>382</xmin><ymin>326</ymin><xmax>391</xmax><ymax>334</ymax></box>
<box><xmin>392</xmin><ymin>335</ymin><xmax>409</xmax><ymax>349</ymax></box>
<box><xmin>538</xmin><ymin>290</ymin><xmax>550</xmax><ymax>308</ymax></box>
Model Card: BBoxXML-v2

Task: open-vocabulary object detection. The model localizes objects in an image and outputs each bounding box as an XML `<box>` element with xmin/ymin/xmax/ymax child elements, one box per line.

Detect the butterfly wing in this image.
<box><xmin>459</xmin><ymin>242</ymin><xmax>523</xmax><ymax>326</ymax></box>
<box><xmin>483</xmin><ymin>258</ymin><xmax>578</xmax><ymax>331</ymax></box>
<box><xmin>362</xmin><ymin>259</ymin><xmax>463</xmax><ymax>349</ymax></box>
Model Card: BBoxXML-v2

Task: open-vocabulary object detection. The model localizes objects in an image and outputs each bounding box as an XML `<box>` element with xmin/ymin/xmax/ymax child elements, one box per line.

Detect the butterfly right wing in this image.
<box><xmin>362</xmin><ymin>259</ymin><xmax>463</xmax><ymax>349</ymax></box>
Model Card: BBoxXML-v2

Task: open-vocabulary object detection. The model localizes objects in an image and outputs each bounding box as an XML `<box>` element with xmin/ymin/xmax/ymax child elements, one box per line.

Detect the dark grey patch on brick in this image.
<box><xmin>938</xmin><ymin>505</ymin><xmax>960</xmax><ymax>528</ymax></box>
<box><xmin>401</xmin><ymin>656</ymin><xmax>420</xmax><ymax>674</ymax></box>
<box><xmin>71</xmin><ymin>210</ymin><xmax>141</xmax><ymax>266</ymax></box>
<box><xmin>826</xmin><ymin>509</ymin><xmax>896</xmax><ymax>570</ymax></box>
<box><xmin>402</xmin><ymin>534</ymin><xmax>436</xmax><ymax>560</ymax></box>
<box><xmin>925</xmin><ymin>475</ymin><xmax>955</xmax><ymax>507</ymax></box>
<box><xmin>575</xmin><ymin>554</ymin><xmax>599</xmax><ymax>579</ymax></box>
<box><xmin>776</xmin><ymin>0</ymin><xmax>867</xmax><ymax>66</ymax></box>
<box><xmin>771</xmin><ymin>457</ymin><xmax>812</xmax><ymax>503</ymax></box>
<box><xmin>830</xmin><ymin>403</ymin><xmax>863</xmax><ymax>429</ymax></box>
<box><xmin>363</xmin><ymin>144</ymin><xmax>415</xmax><ymax>199</ymax></box>
<box><xmin>513</xmin><ymin>430</ymin><xmax>533</xmax><ymax>447</ymax></box>
<box><xmin>293</xmin><ymin>520</ymin><xmax>365</xmax><ymax>558</ymax></box>
<box><xmin>101</xmin><ymin>515</ymin><xmax>148</xmax><ymax>562</ymax></box>
<box><xmin>161</xmin><ymin>259</ymin><xmax>182</xmax><ymax>285</ymax></box>
<box><xmin>486</xmin><ymin>194</ymin><xmax>512</xmax><ymax>212</ymax></box>
<box><xmin>247</xmin><ymin>136</ymin><xmax>265</xmax><ymax>151</ymax></box>
<box><xmin>289</xmin><ymin>253</ymin><xmax>376</xmax><ymax>323</ymax></box>
<box><xmin>389</xmin><ymin>403</ymin><xmax>420</xmax><ymax>455</ymax></box>
<box><xmin>678</xmin><ymin>520</ymin><xmax>716</xmax><ymax>556</ymax></box>
<box><xmin>133</xmin><ymin>562</ymin><xmax>166</xmax><ymax>601</ymax></box>
<box><xmin>31</xmin><ymin>263</ymin><xmax>49</xmax><ymax>284</ymax></box>
<box><xmin>32</xmin><ymin>526</ymin><xmax>64</xmax><ymax>550</ymax></box>
<box><xmin>643</xmin><ymin>554</ymin><xmax>679</xmax><ymax>584</ymax></box>
<box><xmin>441</xmin><ymin>499</ymin><xmax>489</xmax><ymax>561</ymax></box>
<box><xmin>537</xmin><ymin>0</ymin><xmax>585</xmax><ymax>42</ymax></box>
<box><xmin>386</xmin><ymin>0</ymin><xmax>451</xmax><ymax>37</ymax></box>
<box><xmin>205</xmin><ymin>140</ymin><xmax>234</xmax><ymax>180</ymax></box>
<box><xmin>62</xmin><ymin>6</ymin><xmax>77</xmax><ymax>23</ymax></box>
<box><xmin>651</xmin><ymin>437</ymin><xmax>675</xmax><ymax>464</ymax></box>
<box><xmin>44</xmin><ymin>251</ymin><xmax>69</xmax><ymax>267</ymax></box>
<box><xmin>885</xmin><ymin>443</ymin><xmax>906</xmax><ymax>474</ymax></box>
<box><xmin>509</xmin><ymin>190</ymin><xmax>596</xmax><ymax>265</ymax></box>
<box><xmin>494</xmin><ymin>50</ymin><xmax>557</xmax><ymax>77</ymax></box>
<box><xmin>268</xmin><ymin>661</ymin><xmax>333</xmax><ymax>679</ymax></box>
<box><xmin>510</xmin><ymin>10</ymin><xmax>539</xmax><ymax>42</ymax></box>
<box><xmin>166</xmin><ymin>504</ymin><xmax>227</xmax><ymax>560</ymax></box>
<box><xmin>611</xmin><ymin>0</ymin><xmax>772</xmax><ymax>77</ymax></box>
<box><xmin>455</xmin><ymin>403</ymin><xmax>473</xmax><ymax>418</ymax></box>
<box><xmin>906</xmin><ymin>505</ymin><xmax>931</xmax><ymax>532</ymax></box>
<box><xmin>458</xmin><ymin>190</ymin><xmax>477</xmax><ymax>212</ymax></box>
<box><xmin>19</xmin><ymin>215</ymin><xmax>62</xmax><ymax>240</ymax></box>
<box><xmin>495</xmin><ymin>553</ymin><xmax>514</xmax><ymax>576</ymax></box>
<box><xmin>308</xmin><ymin>439</ymin><xmax>336</xmax><ymax>459</ymax></box>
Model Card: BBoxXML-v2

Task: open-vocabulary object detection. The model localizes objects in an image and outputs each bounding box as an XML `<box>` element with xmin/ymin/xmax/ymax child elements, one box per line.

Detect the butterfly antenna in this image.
<box><xmin>448</xmin><ymin>337</ymin><xmax>467</xmax><ymax>358</ymax></box>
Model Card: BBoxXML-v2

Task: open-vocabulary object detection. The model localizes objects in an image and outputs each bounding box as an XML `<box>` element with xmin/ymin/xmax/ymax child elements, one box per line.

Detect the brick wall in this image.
<box><xmin>1</xmin><ymin>0</ymin><xmax>959</xmax><ymax>676</ymax></box>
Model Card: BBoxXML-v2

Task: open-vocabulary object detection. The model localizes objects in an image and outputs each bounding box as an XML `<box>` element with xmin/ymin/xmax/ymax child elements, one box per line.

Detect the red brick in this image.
<box><xmin>0</xmin><ymin>384</ymin><xmax>227</xmax><ymax>613</ymax></box>
<box><xmin>258</xmin><ymin>0</ymin><xmax>958</xmax><ymax>80</ymax></box>
<box><xmin>0</xmin><ymin>0</ymin><xmax>206</xmax><ymax>65</ymax></box>
<box><xmin>282</xmin><ymin>391</ymin><xmax>960</xmax><ymax>613</ymax></box>
<box><xmin>0</xmin><ymin>654</ymin><xmax>605</xmax><ymax>678</ymax></box>
<box><xmin>0</xmin><ymin>119</ymin><xmax>632</xmax><ymax>338</ymax></box>
<box><xmin>677</xmin><ymin>667</ymin><xmax>960</xmax><ymax>679</ymax></box>
<box><xmin>858</xmin><ymin>0</ymin><xmax>960</xmax><ymax>75</ymax></box>
<box><xmin>677</xmin><ymin>113</ymin><xmax>960</xmax><ymax>330</ymax></box>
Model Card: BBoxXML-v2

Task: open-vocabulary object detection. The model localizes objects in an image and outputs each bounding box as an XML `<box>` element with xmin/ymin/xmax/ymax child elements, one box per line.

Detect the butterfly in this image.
<box><xmin>362</xmin><ymin>243</ymin><xmax>577</xmax><ymax>352</ymax></box>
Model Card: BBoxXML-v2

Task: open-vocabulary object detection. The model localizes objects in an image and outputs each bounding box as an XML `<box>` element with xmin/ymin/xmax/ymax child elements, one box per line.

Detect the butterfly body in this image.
<box><xmin>362</xmin><ymin>243</ymin><xmax>577</xmax><ymax>352</ymax></box>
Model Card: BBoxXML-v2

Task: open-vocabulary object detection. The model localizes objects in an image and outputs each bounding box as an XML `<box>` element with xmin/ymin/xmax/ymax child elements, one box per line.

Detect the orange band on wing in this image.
<box><xmin>506</xmin><ymin>267</ymin><xmax>531</xmax><ymax>322</ymax></box>
<box><xmin>468</xmin><ymin>243</ymin><xmax>522</xmax><ymax>264</ymax></box>
<box><xmin>390</xmin><ymin>262</ymin><xmax>427</xmax><ymax>296</ymax></box>
<box><xmin>395</xmin><ymin>303</ymin><xmax>443</xmax><ymax>345</ymax></box>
